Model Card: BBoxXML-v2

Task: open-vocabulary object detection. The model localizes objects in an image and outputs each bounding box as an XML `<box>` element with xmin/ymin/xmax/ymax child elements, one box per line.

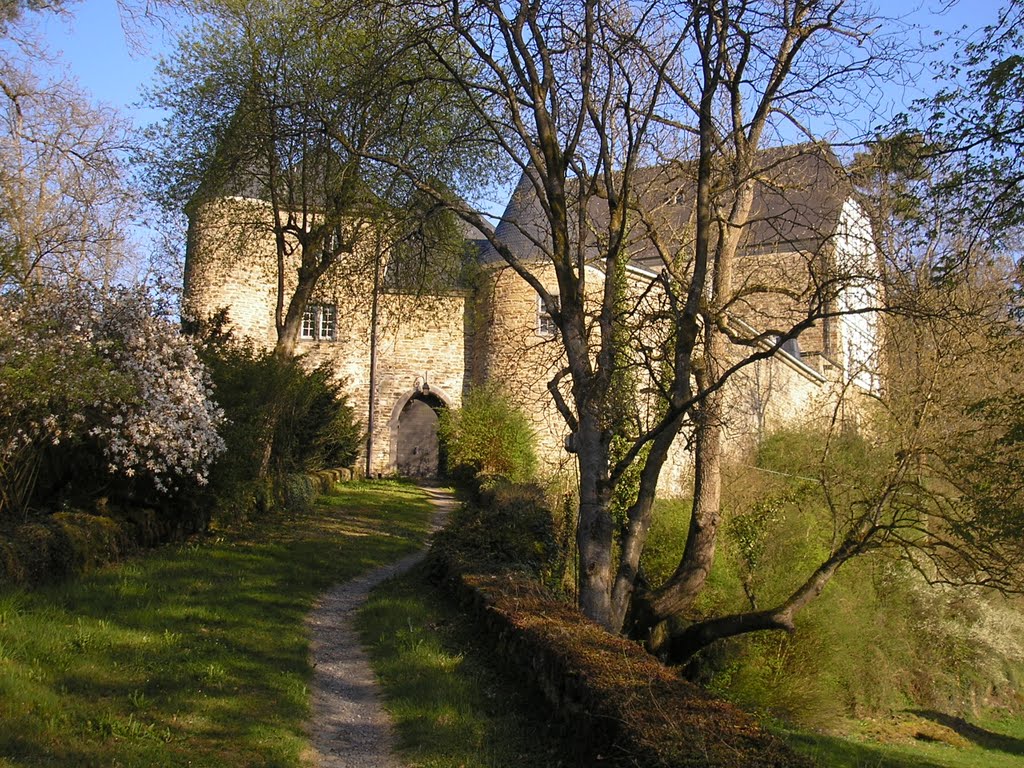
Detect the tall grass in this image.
<box><xmin>0</xmin><ymin>480</ymin><xmax>432</xmax><ymax>767</ymax></box>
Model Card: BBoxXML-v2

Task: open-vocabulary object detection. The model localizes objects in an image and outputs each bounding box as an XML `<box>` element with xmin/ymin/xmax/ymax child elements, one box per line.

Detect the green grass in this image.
<box><xmin>357</xmin><ymin>566</ymin><xmax>577</xmax><ymax>768</ymax></box>
<box><xmin>0</xmin><ymin>479</ymin><xmax>433</xmax><ymax>767</ymax></box>
<box><xmin>787</xmin><ymin>712</ymin><xmax>1024</xmax><ymax>768</ymax></box>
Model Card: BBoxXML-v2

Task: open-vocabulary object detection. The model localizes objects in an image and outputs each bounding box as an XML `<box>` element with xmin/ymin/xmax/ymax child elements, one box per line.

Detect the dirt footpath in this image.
<box><xmin>305</xmin><ymin>486</ymin><xmax>455</xmax><ymax>768</ymax></box>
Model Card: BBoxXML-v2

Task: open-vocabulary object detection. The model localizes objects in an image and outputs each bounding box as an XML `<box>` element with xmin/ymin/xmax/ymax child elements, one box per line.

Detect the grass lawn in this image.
<box><xmin>358</xmin><ymin>566</ymin><xmax>577</xmax><ymax>768</ymax></box>
<box><xmin>0</xmin><ymin>479</ymin><xmax>433</xmax><ymax>768</ymax></box>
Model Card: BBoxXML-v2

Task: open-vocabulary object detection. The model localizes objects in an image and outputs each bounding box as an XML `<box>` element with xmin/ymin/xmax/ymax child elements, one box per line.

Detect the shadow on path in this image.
<box><xmin>306</xmin><ymin>485</ymin><xmax>454</xmax><ymax>768</ymax></box>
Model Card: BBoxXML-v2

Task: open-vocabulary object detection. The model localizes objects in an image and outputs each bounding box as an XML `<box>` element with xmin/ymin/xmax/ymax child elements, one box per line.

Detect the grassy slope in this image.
<box><xmin>358</xmin><ymin>567</ymin><xmax>577</xmax><ymax>768</ymax></box>
<box><xmin>0</xmin><ymin>480</ymin><xmax>433</xmax><ymax>768</ymax></box>
<box><xmin>644</xmin><ymin>500</ymin><xmax>1024</xmax><ymax>767</ymax></box>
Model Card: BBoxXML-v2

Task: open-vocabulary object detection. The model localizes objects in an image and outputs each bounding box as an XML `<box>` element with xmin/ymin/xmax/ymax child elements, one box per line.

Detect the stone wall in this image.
<box><xmin>432</xmin><ymin>564</ymin><xmax>808</xmax><ymax>767</ymax></box>
<box><xmin>184</xmin><ymin>197</ymin><xmax>281</xmax><ymax>346</ymax></box>
<box><xmin>473</xmin><ymin>262</ymin><xmax>577</xmax><ymax>476</ymax></box>
<box><xmin>473</xmin><ymin>258</ymin><xmax>852</xmax><ymax>497</ymax></box>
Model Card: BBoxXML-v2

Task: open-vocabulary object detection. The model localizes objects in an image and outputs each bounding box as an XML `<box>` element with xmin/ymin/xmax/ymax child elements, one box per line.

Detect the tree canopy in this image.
<box><xmin>148</xmin><ymin>0</ymin><xmax>492</xmax><ymax>356</ymax></box>
<box><xmin>372</xmin><ymin>0</ymin><xmax>900</xmax><ymax>644</ymax></box>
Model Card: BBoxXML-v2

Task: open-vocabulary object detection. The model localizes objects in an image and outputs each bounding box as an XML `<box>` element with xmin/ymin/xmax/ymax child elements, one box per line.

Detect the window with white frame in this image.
<box><xmin>538</xmin><ymin>294</ymin><xmax>559</xmax><ymax>336</ymax></box>
<box><xmin>319</xmin><ymin>304</ymin><xmax>336</xmax><ymax>340</ymax></box>
<box><xmin>301</xmin><ymin>304</ymin><xmax>337</xmax><ymax>341</ymax></box>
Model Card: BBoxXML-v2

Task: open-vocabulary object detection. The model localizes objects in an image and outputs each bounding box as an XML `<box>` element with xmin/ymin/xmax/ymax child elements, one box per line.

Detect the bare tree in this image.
<box><xmin>0</xmin><ymin>22</ymin><xmax>136</xmax><ymax>291</ymax></box>
<box><xmin>372</xmin><ymin>0</ymin><xmax>899</xmax><ymax>646</ymax></box>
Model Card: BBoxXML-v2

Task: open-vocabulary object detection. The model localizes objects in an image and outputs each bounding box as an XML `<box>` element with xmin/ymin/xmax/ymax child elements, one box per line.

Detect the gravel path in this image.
<box><xmin>305</xmin><ymin>486</ymin><xmax>456</xmax><ymax>768</ymax></box>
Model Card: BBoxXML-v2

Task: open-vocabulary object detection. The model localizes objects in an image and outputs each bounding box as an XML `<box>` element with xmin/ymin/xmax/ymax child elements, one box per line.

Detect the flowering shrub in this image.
<box><xmin>0</xmin><ymin>284</ymin><xmax>225</xmax><ymax>517</ymax></box>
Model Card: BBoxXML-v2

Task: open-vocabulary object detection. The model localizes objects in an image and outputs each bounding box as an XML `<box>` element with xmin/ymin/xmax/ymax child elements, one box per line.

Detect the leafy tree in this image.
<box><xmin>148</xmin><ymin>0</ymin><xmax>488</xmax><ymax>359</ymax></box>
<box><xmin>920</xmin><ymin>1</ymin><xmax>1024</xmax><ymax>262</ymax></box>
<box><xmin>0</xmin><ymin>0</ymin><xmax>69</xmax><ymax>36</ymax></box>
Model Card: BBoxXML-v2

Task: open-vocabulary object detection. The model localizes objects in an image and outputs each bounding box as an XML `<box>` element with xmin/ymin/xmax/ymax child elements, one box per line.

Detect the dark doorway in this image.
<box><xmin>395</xmin><ymin>392</ymin><xmax>446</xmax><ymax>478</ymax></box>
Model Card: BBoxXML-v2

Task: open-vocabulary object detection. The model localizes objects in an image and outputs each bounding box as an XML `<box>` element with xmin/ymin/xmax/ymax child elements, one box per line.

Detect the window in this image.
<box><xmin>301</xmin><ymin>307</ymin><xmax>317</xmax><ymax>340</ymax></box>
<box><xmin>538</xmin><ymin>294</ymin><xmax>559</xmax><ymax>336</ymax></box>
<box><xmin>781</xmin><ymin>336</ymin><xmax>801</xmax><ymax>360</ymax></box>
<box><xmin>319</xmin><ymin>304</ymin><xmax>336</xmax><ymax>340</ymax></box>
<box><xmin>300</xmin><ymin>304</ymin><xmax>337</xmax><ymax>341</ymax></box>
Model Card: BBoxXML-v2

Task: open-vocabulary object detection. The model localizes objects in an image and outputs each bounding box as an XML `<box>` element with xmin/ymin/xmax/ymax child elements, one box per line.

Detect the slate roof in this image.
<box><xmin>480</xmin><ymin>143</ymin><xmax>852</xmax><ymax>270</ymax></box>
<box><xmin>459</xmin><ymin>217</ymin><xmax>495</xmax><ymax>254</ymax></box>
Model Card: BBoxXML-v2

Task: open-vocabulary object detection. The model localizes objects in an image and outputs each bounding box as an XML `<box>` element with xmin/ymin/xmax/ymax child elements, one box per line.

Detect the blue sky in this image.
<box><xmin>36</xmin><ymin>0</ymin><xmax>174</xmax><ymax>126</ymax></box>
<box><xmin>33</xmin><ymin>0</ymin><xmax>1006</xmax><ymax>135</ymax></box>
<box><xmin>40</xmin><ymin>0</ymin><xmax>142</xmax><ymax>98</ymax></box>
<box><xmin>26</xmin><ymin>0</ymin><xmax>1007</xmax><ymax>237</ymax></box>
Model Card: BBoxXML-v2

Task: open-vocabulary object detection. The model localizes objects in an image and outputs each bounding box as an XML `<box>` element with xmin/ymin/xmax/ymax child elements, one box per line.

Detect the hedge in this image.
<box><xmin>0</xmin><ymin>468</ymin><xmax>354</xmax><ymax>588</ymax></box>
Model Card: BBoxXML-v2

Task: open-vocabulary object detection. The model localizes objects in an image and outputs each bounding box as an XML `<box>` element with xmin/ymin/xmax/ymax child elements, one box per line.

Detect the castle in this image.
<box><xmin>183</xmin><ymin>144</ymin><xmax>880</xmax><ymax>493</ymax></box>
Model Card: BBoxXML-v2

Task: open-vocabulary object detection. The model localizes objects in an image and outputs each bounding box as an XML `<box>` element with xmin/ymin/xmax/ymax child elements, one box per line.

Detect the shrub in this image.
<box><xmin>186</xmin><ymin>313</ymin><xmax>360</xmax><ymax>522</ymax></box>
<box><xmin>0</xmin><ymin>284</ymin><xmax>225</xmax><ymax>519</ymax></box>
<box><xmin>428</xmin><ymin>476</ymin><xmax>573</xmax><ymax>595</ymax></box>
<box><xmin>269</xmin><ymin>361</ymin><xmax>361</xmax><ymax>474</ymax></box>
<box><xmin>439</xmin><ymin>384</ymin><xmax>537</xmax><ymax>485</ymax></box>
<box><xmin>281</xmin><ymin>473</ymin><xmax>317</xmax><ymax>514</ymax></box>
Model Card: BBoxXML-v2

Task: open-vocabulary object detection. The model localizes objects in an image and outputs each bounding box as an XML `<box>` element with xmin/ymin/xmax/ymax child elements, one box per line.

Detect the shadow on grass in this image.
<box><xmin>786</xmin><ymin>731</ymin><xmax>949</xmax><ymax>768</ymax></box>
<box><xmin>0</xmin><ymin>480</ymin><xmax>435</xmax><ymax>768</ymax></box>
<box><xmin>910</xmin><ymin>710</ymin><xmax>1024</xmax><ymax>757</ymax></box>
<box><xmin>359</xmin><ymin>565</ymin><xmax>581</xmax><ymax>768</ymax></box>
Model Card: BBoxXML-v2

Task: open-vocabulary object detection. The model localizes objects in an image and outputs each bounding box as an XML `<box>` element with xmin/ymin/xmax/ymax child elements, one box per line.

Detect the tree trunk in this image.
<box><xmin>274</xmin><ymin>284</ymin><xmax>312</xmax><ymax>361</ymax></box>
<box><xmin>274</xmin><ymin>241</ymin><xmax>325</xmax><ymax>361</ymax></box>
<box><xmin>645</xmin><ymin>381</ymin><xmax>724</xmax><ymax>623</ymax></box>
<box><xmin>609</xmin><ymin>407</ymin><xmax>689</xmax><ymax>631</ymax></box>
<box><xmin>667</xmin><ymin>609</ymin><xmax>795</xmax><ymax>663</ymax></box>
<box><xmin>576</xmin><ymin>410</ymin><xmax>615</xmax><ymax>628</ymax></box>
<box><xmin>262</xmin><ymin>255</ymin><xmax>322</xmax><ymax>474</ymax></box>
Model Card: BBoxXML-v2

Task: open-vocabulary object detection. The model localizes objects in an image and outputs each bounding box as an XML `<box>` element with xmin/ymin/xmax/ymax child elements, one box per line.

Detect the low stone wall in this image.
<box><xmin>0</xmin><ymin>503</ymin><xmax>207</xmax><ymax>588</ymax></box>
<box><xmin>438</xmin><ymin>566</ymin><xmax>808</xmax><ymax>767</ymax></box>
<box><xmin>309</xmin><ymin>467</ymin><xmax>354</xmax><ymax>490</ymax></box>
<box><xmin>0</xmin><ymin>467</ymin><xmax>357</xmax><ymax>589</ymax></box>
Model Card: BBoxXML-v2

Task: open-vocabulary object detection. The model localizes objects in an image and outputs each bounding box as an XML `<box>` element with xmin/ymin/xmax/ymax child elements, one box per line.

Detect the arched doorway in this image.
<box><xmin>392</xmin><ymin>389</ymin><xmax>448</xmax><ymax>478</ymax></box>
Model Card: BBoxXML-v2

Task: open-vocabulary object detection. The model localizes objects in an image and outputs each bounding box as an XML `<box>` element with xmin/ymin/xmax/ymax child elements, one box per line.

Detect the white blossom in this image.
<box><xmin>0</xmin><ymin>283</ymin><xmax>226</xmax><ymax>505</ymax></box>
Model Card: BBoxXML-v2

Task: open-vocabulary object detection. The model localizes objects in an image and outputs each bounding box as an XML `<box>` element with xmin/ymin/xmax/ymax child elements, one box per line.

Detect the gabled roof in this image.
<box><xmin>481</xmin><ymin>143</ymin><xmax>852</xmax><ymax>269</ymax></box>
<box><xmin>459</xmin><ymin>217</ymin><xmax>495</xmax><ymax>254</ymax></box>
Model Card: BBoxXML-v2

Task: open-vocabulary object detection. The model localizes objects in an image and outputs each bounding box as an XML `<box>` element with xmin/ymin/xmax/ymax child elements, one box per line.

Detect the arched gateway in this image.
<box><xmin>389</xmin><ymin>386</ymin><xmax>449</xmax><ymax>479</ymax></box>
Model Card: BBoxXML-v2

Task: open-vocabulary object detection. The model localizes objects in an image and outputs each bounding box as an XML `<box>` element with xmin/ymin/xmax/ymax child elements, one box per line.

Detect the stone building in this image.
<box><xmin>183</xmin><ymin>144</ymin><xmax>880</xmax><ymax>490</ymax></box>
